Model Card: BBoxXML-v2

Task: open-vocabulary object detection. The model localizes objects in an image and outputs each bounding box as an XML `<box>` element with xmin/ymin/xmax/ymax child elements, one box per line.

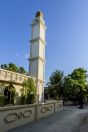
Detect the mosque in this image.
<box><xmin>0</xmin><ymin>11</ymin><xmax>46</xmax><ymax>102</ymax></box>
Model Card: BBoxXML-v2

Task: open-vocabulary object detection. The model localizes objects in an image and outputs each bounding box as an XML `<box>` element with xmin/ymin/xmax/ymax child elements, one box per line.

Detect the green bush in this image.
<box><xmin>20</xmin><ymin>95</ymin><xmax>26</xmax><ymax>104</ymax></box>
<box><xmin>20</xmin><ymin>78</ymin><xmax>36</xmax><ymax>104</ymax></box>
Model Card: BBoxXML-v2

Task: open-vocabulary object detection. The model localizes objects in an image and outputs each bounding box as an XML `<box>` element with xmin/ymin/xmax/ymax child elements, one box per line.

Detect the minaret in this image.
<box><xmin>29</xmin><ymin>11</ymin><xmax>46</xmax><ymax>102</ymax></box>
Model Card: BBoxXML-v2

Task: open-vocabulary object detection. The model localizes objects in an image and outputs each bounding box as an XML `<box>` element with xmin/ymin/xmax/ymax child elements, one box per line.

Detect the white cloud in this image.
<box><xmin>14</xmin><ymin>53</ymin><xmax>19</xmax><ymax>57</ymax></box>
<box><xmin>24</xmin><ymin>53</ymin><xmax>29</xmax><ymax>59</ymax></box>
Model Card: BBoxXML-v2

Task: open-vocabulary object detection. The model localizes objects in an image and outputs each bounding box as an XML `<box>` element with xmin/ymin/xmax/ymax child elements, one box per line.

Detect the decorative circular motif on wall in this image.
<box><xmin>4</xmin><ymin>113</ymin><xmax>17</xmax><ymax>123</ymax></box>
<box><xmin>41</xmin><ymin>107</ymin><xmax>46</xmax><ymax>113</ymax></box>
<box><xmin>57</xmin><ymin>103</ymin><xmax>62</xmax><ymax>109</ymax></box>
<box><xmin>47</xmin><ymin>106</ymin><xmax>52</xmax><ymax>111</ymax></box>
<box><xmin>57</xmin><ymin>105</ymin><xmax>59</xmax><ymax>109</ymax></box>
<box><xmin>41</xmin><ymin>106</ymin><xmax>52</xmax><ymax>113</ymax></box>
<box><xmin>23</xmin><ymin>109</ymin><xmax>32</xmax><ymax>118</ymax></box>
<box><xmin>4</xmin><ymin>109</ymin><xmax>32</xmax><ymax>123</ymax></box>
<box><xmin>59</xmin><ymin>104</ymin><xmax>62</xmax><ymax>108</ymax></box>
<box><xmin>57</xmin><ymin>104</ymin><xmax>60</xmax><ymax>109</ymax></box>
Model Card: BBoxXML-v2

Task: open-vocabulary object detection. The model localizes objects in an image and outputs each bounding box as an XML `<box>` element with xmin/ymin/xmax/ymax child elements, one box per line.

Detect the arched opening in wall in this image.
<box><xmin>4</xmin><ymin>84</ymin><xmax>16</xmax><ymax>105</ymax></box>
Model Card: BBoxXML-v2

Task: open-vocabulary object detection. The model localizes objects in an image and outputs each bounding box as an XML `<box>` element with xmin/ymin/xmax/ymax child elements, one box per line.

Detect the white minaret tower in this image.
<box><xmin>29</xmin><ymin>11</ymin><xmax>46</xmax><ymax>102</ymax></box>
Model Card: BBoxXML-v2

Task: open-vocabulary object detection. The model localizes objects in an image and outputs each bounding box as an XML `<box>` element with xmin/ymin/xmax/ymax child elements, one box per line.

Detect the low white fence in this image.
<box><xmin>0</xmin><ymin>100</ymin><xmax>63</xmax><ymax>132</ymax></box>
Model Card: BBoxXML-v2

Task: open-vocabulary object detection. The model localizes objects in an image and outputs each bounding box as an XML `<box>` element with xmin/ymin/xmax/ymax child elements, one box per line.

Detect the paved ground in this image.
<box><xmin>9</xmin><ymin>106</ymin><xmax>88</xmax><ymax>132</ymax></box>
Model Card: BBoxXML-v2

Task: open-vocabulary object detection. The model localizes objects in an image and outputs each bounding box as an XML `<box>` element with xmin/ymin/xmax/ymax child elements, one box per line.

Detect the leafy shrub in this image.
<box><xmin>20</xmin><ymin>78</ymin><xmax>36</xmax><ymax>104</ymax></box>
<box><xmin>20</xmin><ymin>95</ymin><xmax>26</xmax><ymax>104</ymax></box>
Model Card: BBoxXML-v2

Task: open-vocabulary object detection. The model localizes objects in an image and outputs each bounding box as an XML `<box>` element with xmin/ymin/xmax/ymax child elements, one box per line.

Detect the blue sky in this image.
<box><xmin>0</xmin><ymin>0</ymin><xmax>88</xmax><ymax>83</ymax></box>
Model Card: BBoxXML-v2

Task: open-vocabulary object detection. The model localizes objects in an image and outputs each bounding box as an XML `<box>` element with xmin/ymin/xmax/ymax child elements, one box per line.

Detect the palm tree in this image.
<box><xmin>47</xmin><ymin>70</ymin><xmax>64</xmax><ymax>100</ymax></box>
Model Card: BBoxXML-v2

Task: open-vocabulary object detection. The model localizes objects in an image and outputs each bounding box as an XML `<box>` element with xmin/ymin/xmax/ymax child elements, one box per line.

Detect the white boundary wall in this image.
<box><xmin>0</xmin><ymin>100</ymin><xmax>63</xmax><ymax>132</ymax></box>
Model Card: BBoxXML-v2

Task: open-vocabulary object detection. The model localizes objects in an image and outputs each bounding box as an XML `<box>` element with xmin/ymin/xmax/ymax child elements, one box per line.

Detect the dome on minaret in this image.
<box><xmin>35</xmin><ymin>11</ymin><xmax>43</xmax><ymax>18</ymax></box>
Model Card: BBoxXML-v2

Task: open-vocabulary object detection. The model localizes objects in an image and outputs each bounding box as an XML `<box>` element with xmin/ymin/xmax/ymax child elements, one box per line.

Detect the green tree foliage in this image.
<box><xmin>63</xmin><ymin>68</ymin><xmax>88</xmax><ymax>103</ymax></box>
<box><xmin>0</xmin><ymin>63</ymin><xmax>26</xmax><ymax>74</ymax></box>
<box><xmin>17</xmin><ymin>66</ymin><xmax>26</xmax><ymax>74</ymax></box>
<box><xmin>1</xmin><ymin>64</ymin><xmax>7</xmax><ymax>70</ymax></box>
<box><xmin>47</xmin><ymin>70</ymin><xmax>64</xmax><ymax>100</ymax></box>
<box><xmin>21</xmin><ymin>78</ymin><xmax>36</xmax><ymax>104</ymax></box>
<box><xmin>7</xmin><ymin>63</ymin><xmax>18</xmax><ymax>72</ymax></box>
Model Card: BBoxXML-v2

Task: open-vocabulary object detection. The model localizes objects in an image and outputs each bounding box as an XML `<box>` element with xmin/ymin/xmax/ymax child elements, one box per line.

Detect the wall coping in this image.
<box><xmin>0</xmin><ymin>100</ymin><xmax>63</xmax><ymax>111</ymax></box>
<box><xmin>0</xmin><ymin>104</ymin><xmax>36</xmax><ymax>111</ymax></box>
<box><xmin>0</xmin><ymin>68</ymin><xmax>36</xmax><ymax>80</ymax></box>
